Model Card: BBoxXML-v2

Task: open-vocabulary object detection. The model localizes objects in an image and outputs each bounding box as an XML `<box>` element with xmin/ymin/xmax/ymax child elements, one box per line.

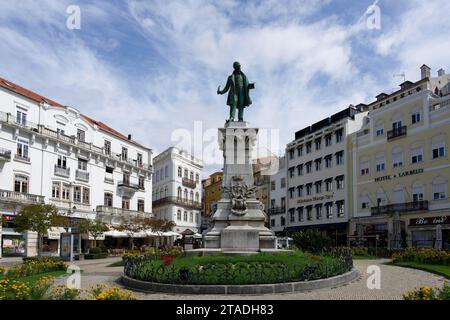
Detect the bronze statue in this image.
<box><xmin>217</xmin><ymin>61</ymin><xmax>255</xmax><ymax>122</ymax></box>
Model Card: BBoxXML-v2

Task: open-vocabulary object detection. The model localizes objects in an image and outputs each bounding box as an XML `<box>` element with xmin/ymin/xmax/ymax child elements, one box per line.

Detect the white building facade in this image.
<box><xmin>284</xmin><ymin>106</ymin><xmax>367</xmax><ymax>245</ymax></box>
<box><xmin>152</xmin><ymin>147</ymin><xmax>202</xmax><ymax>233</ymax></box>
<box><xmin>0</xmin><ymin>77</ymin><xmax>153</xmax><ymax>258</ymax></box>
<box><xmin>268</xmin><ymin>156</ymin><xmax>287</xmax><ymax>235</ymax></box>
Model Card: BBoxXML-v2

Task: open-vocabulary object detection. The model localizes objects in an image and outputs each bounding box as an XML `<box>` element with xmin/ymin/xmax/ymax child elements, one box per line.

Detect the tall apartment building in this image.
<box><xmin>152</xmin><ymin>147</ymin><xmax>203</xmax><ymax>233</ymax></box>
<box><xmin>284</xmin><ymin>106</ymin><xmax>367</xmax><ymax>245</ymax></box>
<box><xmin>268</xmin><ymin>155</ymin><xmax>287</xmax><ymax>236</ymax></box>
<box><xmin>350</xmin><ymin>65</ymin><xmax>450</xmax><ymax>249</ymax></box>
<box><xmin>0</xmin><ymin>77</ymin><xmax>153</xmax><ymax>258</ymax></box>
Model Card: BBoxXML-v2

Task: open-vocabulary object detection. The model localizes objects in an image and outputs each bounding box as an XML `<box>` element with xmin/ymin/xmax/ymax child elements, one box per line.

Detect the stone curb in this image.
<box><xmin>120</xmin><ymin>268</ymin><xmax>359</xmax><ymax>295</ymax></box>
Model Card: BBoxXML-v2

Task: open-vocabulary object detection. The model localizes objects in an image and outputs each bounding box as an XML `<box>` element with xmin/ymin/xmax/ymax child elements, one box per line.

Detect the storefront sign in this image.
<box><xmin>297</xmin><ymin>194</ymin><xmax>333</xmax><ymax>204</ymax></box>
<box><xmin>375</xmin><ymin>168</ymin><xmax>424</xmax><ymax>182</ymax></box>
<box><xmin>410</xmin><ymin>216</ymin><xmax>449</xmax><ymax>226</ymax></box>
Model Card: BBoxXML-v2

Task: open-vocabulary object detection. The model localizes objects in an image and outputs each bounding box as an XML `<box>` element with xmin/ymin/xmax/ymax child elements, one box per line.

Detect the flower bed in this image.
<box><xmin>403</xmin><ymin>282</ymin><xmax>450</xmax><ymax>300</ymax></box>
<box><xmin>124</xmin><ymin>251</ymin><xmax>353</xmax><ymax>285</ymax></box>
<box><xmin>392</xmin><ymin>248</ymin><xmax>450</xmax><ymax>265</ymax></box>
<box><xmin>3</xmin><ymin>259</ymin><xmax>67</xmax><ymax>278</ymax></box>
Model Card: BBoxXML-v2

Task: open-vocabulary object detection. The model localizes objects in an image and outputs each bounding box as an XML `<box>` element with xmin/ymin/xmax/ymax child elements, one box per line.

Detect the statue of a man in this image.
<box><xmin>217</xmin><ymin>61</ymin><xmax>255</xmax><ymax>122</ymax></box>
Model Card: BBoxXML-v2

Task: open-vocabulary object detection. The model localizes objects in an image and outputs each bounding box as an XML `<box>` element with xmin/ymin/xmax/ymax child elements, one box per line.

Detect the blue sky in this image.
<box><xmin>0</xmin><ymin>0</ymin><xmax>449</xmax><ymax>174</ymax></box>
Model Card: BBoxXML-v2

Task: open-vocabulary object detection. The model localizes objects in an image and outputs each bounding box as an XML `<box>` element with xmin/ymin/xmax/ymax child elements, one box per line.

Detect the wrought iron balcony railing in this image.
<box><xmin>0</xmin><ymin>148</ymin><xmax>12</xmax><ymax>161</ymax></box>
<box><xmin>182</xmin><ymin>178</ymin><xmax>197</xmax><ymax>188</ymax></box>
<box><xmin>371</xmin><ymin>201</ymin><xmax>429</xmax><ymax>216</ymax></box>
<box><xmin>54</xmin><ymin>165</ymin><xmax>70</xmax><ymax>178</ymax></box>
<box><xmin>268</xmin><ymin>207</ymin><xmax>286</xmax><ymax>215</ymax></box>
<box><xmin>387</xmin><ymin>126</ymin><xmax>407</xmax><ymax>141</ymax></box>
<box><xmin>153</xmin><ymin>196</ymin><xmax>202</xmax><ymax>210</ymax></box>
<box><xmin>75</xmin><ymin>169</ymin><xmax>89</xmax><ymax>182</ymax></box>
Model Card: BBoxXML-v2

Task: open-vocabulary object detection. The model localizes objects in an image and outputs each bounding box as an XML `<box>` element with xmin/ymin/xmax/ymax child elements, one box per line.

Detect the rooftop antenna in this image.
<box><xmin>393</xmin><ymin>72</ymin><xmax>406</xmax><ymax>83</ymax></box>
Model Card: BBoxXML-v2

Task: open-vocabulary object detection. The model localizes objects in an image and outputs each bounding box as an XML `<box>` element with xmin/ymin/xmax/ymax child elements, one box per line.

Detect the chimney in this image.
<box><xmin>127</xmin><ymin>134</ymin><xmax>132</xmax><ymax>140</ymax></box>
<box><xmin>421</xmin><ymin>64</ymin><xmax>431</xmax><ymax>79</ymax></box>
<box><xmin>438</xmin><ymin>68</ymin><xmax>445</xmax><ymax>77</ymax></box>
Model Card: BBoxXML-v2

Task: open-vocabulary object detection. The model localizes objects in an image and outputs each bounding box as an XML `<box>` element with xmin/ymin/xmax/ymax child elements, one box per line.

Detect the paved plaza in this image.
<box><xmin>43</xmin><ymin>257</ymin><xmax>446</xmax><ymax>300</ymax></box>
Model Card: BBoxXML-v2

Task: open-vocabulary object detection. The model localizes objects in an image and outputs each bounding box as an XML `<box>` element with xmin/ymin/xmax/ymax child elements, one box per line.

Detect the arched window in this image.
<box><xmin>177</xmin><ymin>187</ymin><xmax>182</xmax><ymax>199</ymax></box>
<box><xmin>195</xmin><ymin>192</ymin><xmax>199</xmax><ymax>202</ymax></box>
<box><xmin>184</xmin><ymin>169</ymin><xmax>188</xmax><ymax>178</ymax></box>
<box><xmin>412</xmin><ymin>180</ymin><xmax>424</xmax><ymax>202</ymax></box>
<box><xmin>184</xmin><ymin>188</ymin><xmax>188</xmax><ymax>201</ymax></box>
<box><xmin>178</xmin><ymin>166</ymin><xmax>182</xmax><ymax>177</ymax></box>
<box><xmin>189</xmin><ymin>212</ymin><xmax>193</xmax><ymax>222</ymax></box>
<box><xmin>177</xmin><ymin>210</ymin><xmax>181</xmax><ymax>220</ymax></box>
<box><xmin>190</xmin><ymin>190</ymin><xmax>194</xmax><ymax>202</ymax></box>
<box><xmin>190</xmin><ymin>171</ymin><xmax>194</xmax><ymax>181</ymax></box>
<box><xmin>195</xmin><ymin>173</ymin><xmax>199</xmax><ymax>182</ymax></box>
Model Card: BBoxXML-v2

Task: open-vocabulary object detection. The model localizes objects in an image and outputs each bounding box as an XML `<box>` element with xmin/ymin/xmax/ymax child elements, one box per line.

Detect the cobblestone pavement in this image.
<box><xmin>55</xmin><ymin>258</ymin><xmax>446</xmax><ymax>300</ymax></box>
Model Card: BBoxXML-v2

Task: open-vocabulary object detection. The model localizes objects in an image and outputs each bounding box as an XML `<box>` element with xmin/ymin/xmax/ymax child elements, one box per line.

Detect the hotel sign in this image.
<box><xmin>409</xmin><ymin>216</ymin><xmax>449</xmax><ymax>226</ymax></box>
<box><xmin>375</xmin><ymin>168</ymin><xmax>424</xmax><ymax>182</ymax></box>
<box><xmin>297</xmin><ymin>194</ymin><xmax>333</xmax><ymax>204</ymax></box>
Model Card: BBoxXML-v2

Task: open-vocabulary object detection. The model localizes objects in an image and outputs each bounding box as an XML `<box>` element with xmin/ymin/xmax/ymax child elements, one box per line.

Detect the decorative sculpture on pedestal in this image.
<box><xmin>224</xmin><ymin>176</ymin><xmax>256</xmax><ymax>216</ymax></box>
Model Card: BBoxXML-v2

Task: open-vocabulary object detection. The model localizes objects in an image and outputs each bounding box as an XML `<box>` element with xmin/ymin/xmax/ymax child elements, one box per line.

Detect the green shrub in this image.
<box><xmin>22</xmin><ymin>256</ymin><xmax>62</xmax><ymax>263</ymax></box>
<box><xmin>89</xmin><ymin>247</ymin><xmax>102</xmax><ymax>254</ymax></box>
<box><xmin>392</xmin><ymin>248</ymin><xmax>450</xmax><ymax>265</ymax></box>
<box><xmin>6</xmin><ymin>260</ymin><xmax>67</xmax><ymax>277</ymax></box>
<box><xmin>85</xmin><ymin>253</ymin><xmax>108</xmax><ymax>260</ymax></box>
<box><xmin>292</xmin><ymin>230</ymin><xmax>333</xmax><ymax>253</ymax></box>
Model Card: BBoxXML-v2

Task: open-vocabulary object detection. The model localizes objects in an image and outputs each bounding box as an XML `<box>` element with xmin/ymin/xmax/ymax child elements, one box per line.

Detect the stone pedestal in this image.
<box><xmin>202</xmin><ymin>121</ymin><xmax>276</xmax><ymax>254</ymax></box>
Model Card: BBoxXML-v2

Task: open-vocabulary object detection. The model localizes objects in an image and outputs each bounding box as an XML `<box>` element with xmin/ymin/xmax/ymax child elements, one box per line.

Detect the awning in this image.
<box><xmin>46</xmin><ymin>227</ymin><xmax>66</xmax><ymax>240</ymax></box>
<box><xmin>193</xmin><ymin>233</ymin><xmax>202</xmax><ymax>239</ymax></box>
<box><xmin>104</xmin><ymin>230</ymin><xmax>129</xmax><ymax>238</ymax></box>
<box><xmin>82</xmin><ymin>233</ymin><xmax>106</xmax><ymax>241</ymax></box>
<box><xmin>162</xmin><ymin>231</ymin><xmax>182</xmax><ymax>237</ymax></box>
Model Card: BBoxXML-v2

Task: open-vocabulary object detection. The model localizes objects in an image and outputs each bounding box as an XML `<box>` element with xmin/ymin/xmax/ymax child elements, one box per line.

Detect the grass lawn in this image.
<box><xmin>107</xmin><ymin>261</ymin><xmax>124</xmax><ymax>267</ymax></box>
<box><xmin>0</xmin><ymin>270</ymin><xmax>67</xmax><ymax>285</ymax></box>
<box><xmin>389</xmin><ymin>261</ymin><xmax>450</xmax><ymax>279</ymax></box>
<box><xmin>353</xmin><ymin>254</ymin><xmax>380</xmax><ymax>260</ymax></box>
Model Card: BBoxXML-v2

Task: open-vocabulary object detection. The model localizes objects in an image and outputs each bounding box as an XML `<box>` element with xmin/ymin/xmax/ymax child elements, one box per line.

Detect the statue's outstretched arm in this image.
<box><xmin>217</xmin><ymin>77</ymin><xmax>231</xmax><ymax>95</ymax></box>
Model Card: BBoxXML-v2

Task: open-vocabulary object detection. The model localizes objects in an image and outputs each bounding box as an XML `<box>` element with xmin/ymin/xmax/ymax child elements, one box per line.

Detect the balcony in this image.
<box><xmin>182</xmin><ymin>178</ymin><xmax>197</xmax><ymax>189</ymax></box>
<box><xmin>387</xmin><ymin>126</ymin><xmax>407</xmax><ymax>141</ymax></box>
<box><xmin>0</xmin><ymin>148</ymin><xmax>11</xmax><ymax>162</ymax></box>
<box><xmin>0</xmin><ymin>189</ymin><xmax>45</xmax><ymax>205</ymax></box>
<box><xmin>14</xmin><ymin>154</ymin><xmax>30</xmax><ymax>163</ymax></box>
<box><xmin>118</xmin><ymin>181</ymin><xmax>140</xmax><ymax>196</ymax></box>
<box><xmin>153</xmin><ymin>196</ymin><xmax>202</xmax><ymax>210</ymax></box>
<box><xmin>371</xmin><ymin>201</ymin><xmax>429</xmax><ymax>216</ymax></box>
<box><xmin>96</xmin><ymin>205</ymin><xmax>152</xmax><ymax>224</ymax></box>
<box><xmin>54</xmin><ymin>165</ymin><xmax>70</xmax><ymax>178</ymax></box>
<box><xmin>268</xmin><ymin>207</ymin><xmax>286</xmax><ymax>215</ymax></box>
<box><xmin>75</xmin><ymin>169</ymin><xmax>89</xmax><ymax>182</ymax></box>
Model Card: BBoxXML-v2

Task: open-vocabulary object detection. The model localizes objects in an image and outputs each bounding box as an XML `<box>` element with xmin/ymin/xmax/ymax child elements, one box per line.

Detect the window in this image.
<box><xmin>123</xmin><ymin>172</ymin><xmax>130</xmax><ymax>185</ymax></box>
<box><xmin>183</xmin><ymin>211</ymin><xmax>188</xmax><ymax>221</ymax></box>
<box><xmin>289</xmin><ymin>188</ymin><xmax>295</xmax><ymax>199</ymax></box>
<box><xmin>106</xmin><ymin>166</ymin><xmax>114</xmax><ymax>174</ymax></box>
<box><xmin>57</xmin><ymin>127</ymin><xmax>65</xmax><ymax>135</ymax></box>
<box><xmin>306</xmin><ymin>142</ymin><xmax>312</xmax><ymax>154</ymax></box>
<box><xmin>136</xmin><ymin>153</ymin><xmax>143</xmax><ymax>166</ymax></box>
<box><xmin>360</xmin><ymin>158</ymin><xmax>369</xmax><ymax>175</ymax></box>
<box><xmin>270</xmin><ymin>199</ymin><xmax>276</xmax><ymax>209</ymax></box>
<box><xmin>315</xmin><ymin>181</ymin><xmax>322</xmax><ymax>194</ymax></box>
<box><xmin>433</xmin><ymin>178</ymin><xmax>447</xmax><ymax>200</ymax></box>
<box><xmin>297</xmin><ymin>185</ymin><xmax>303</xmax><ymax>197</ymax></box>
<box><xmin>315</xmin><ymin>158</ymin><xmax>322</xmax><ymax>171</ymax></box>
<box><xmin>325</xmin><ymin>179</ymin><xmax>333</xmax><ymax>192</ymax></box>
<box><xmin>184</xmin><ymin>169</ymin><xmax>188</xmax><ymax>178</ymax></box>
<box><xmin>281</xmin><ymin>178</ymin><xmax>286</xmax><ymax>189</ymax></box>
<box><xmin>14</xmin><ymin>175</ymin><xmax>29</xmax><ymax>193</ymax></box>
<box><xmin>78</xmin><ymin>158</ymin><xmax>87</xmax><ymax>171</ymax></box>
<box><xmin>297</xmin><ymin>146</ymin><xmax>303</xmax><ymax>157</ymax></box>
<box><xmin>306</xmin><ymin>184</ymin><xmax>312</xmax><ymax>196</ymax></box>
<box><xmin>306</xmin><ymin>162</ymin><xmax>312</xmax><ymax>174</ymax></box>
<box><xmin>289</xmin><ymin>149</ymin><xmax>295</xmax><ymax>160</ymax></box>
<box><xmin>392</xmin><ymin>120</ymin><xmax>403</xmax><ymax>130</ymax></box>
<box><xmin>16</xmin><ymin>110</ymin><xmax>27</xmax><ymax>125</ymax></box>
<box><xmin>196</xmin><ymin>213</ymin><xmax>199</xmax><ymax>223</ymax></box>
<box><xmin>432</xmin><ymin>146</ymin><xmax>445</xmax><ymax>159</ymax></box>
<box><xmin>325</xmin><ymin>134</ymin><xmax>332</xmax><ymax>147</ymax></box>
<box><xmin>104</xmin><ymin>140</ymin><xmax>111</xmax><ymax>155</ymax></box>
<box><xmin>77</xmin><ymin>129</ymin><xmax>85</xmax><ymax>142</ymax></box>
<box><xmin>289</xmin><ymin>167</ymin><xmax>295</xmax><ymax>178</ymax></box>
<box><xmin>73</xmin><ymin>186</ymin><xmax>81</xmax><ymax>203</ymax></box>
<box><xmin>177</xmin><ymin>187</ymin><xmax>182</xmax><ymax>199</ymax></box>
<box><xmin>392</xmin><ymin>149</ymin><xmax>404</xmax><ymax>168</ymax></box>
<box><xmin>306</xmin><ymin>207</ymin><xmax>312</xmax><ymax>221</ymax></box>
<box><xmin>297</xmin><ymin>207</ymin><xmax>304</xmax><ymax>221</ymax></box>
<box><xmin>138</xmin><ymin>176</ymin><xmax>145</xmax><ymax>189</ymax></box>
<box><xmin>62</xmin><ymin>184</ymin><xmax>70</xmax><ymax>200</ymax></box>
<box><xmin>297</xmin><ymin>164</ymin><xmax>303</xmax><ymax>176</ymax></box>
<box><xmin>316</xmin><ymin>205</ymin><xmax>322</xmax><ymax>220</ymax></box>
<box><xmin>281</xmin><ymin>197</ymin><xmax>286</xmax><ymax>209</ymax></box>
<box><xmin>411</xmin><ymin>146</ymin><xmax>424</xmax><ymax>163</ymax></box>
<box><xmin>360</xmin><ymin>194</ymin><xmax>369</xmax><ymax>210</ymax></box>
<box><xmin>184</xmin><ymin>189</ymin><xmax>188</xmax><ymax>201</ymax></box>
<box><xmin>280</xmin><ymin>216</ymin><xmax>286</xmax><ymax>226</ymax></box>
<box><xmin>104</xmin><ymin>193</ymin><xmax>113</xmax><ymax>207</ymax></box>
<box><xmin>177</xmin><ymin>210</ymin><xmax>182</xmax><ymax>220</ymax></box>
<box><xmin>315</xmin><ymin>138</ymin><xmax>321</xmax><ymax>151</ymax></box>
<box><xmin>121</xmin><ymin>147</ymin><xmax>128</xmax><ymax>161</ymax></box>
<box><xmin>411</xmin><ymin>112</ymin><xmax>421</xmax><ymax>124</ymax></box>
<box><xmin>270</xmin><ymin>181</ymin><xmax>276</xmax><ymax>191</ymax></box>
<box><xmin>190</xmin><ymin>171</ymin><xmax>194</xmax><ymax>181</ymax></box>
<box><xmin>375</xmin><ymin>154</ymin><xmax>385</xmax><ymax>172</ymax></box>
<box><xmin>195</xmin><ymin>192</ymin><xmax>199</xmax><ymax>202</ymax></box>
<box><xmin>375</xmin><ymin>122</ymin><xmax>384</xmax><ymax>137</ymax></box>
<box><xmin>290</xmin><ymin>210</ymin><xmax>295</xmax><ymax>223</ymax></box>
<box><xmin>335</xmin><ymin>129</ymin><xmax>343</xmax><ymax>143</ymax></box>
<box><xmin>336</xmin><ymin>201</ymin><xmax>345</xmax><ymax>217</ymax></box>
<box><xmin>325</xmin><ymin>156</ymin><xmax>332</xmax><ymax>168</ymax></box>
<box><xmin>178</xmin><ymin>167</ymin><xmax>182</xmax><ymax>177</ymax></box>
<box><xmin>336</xmin><ymin>151</ymin><xmax>344</xmax><ymax>165</ymax></box>
<box><xmin>16</xmin><ymin>139</ymin><xmax>29</xmax><ymax>160</ymax></box>
<box><xmin>270</xmin><ymin>219</ymin><xmax>275</xmax><ymax>227</ymax></box>
<box><xmin>413</xmin><ymin>192</ymin><xmax>424</xmax><ymax>202</ymax></box>
<box><xmin>82</xmin><ymin>187</ymin><xmax>90</xmax><ymax>204</ymax></box>
<box><xmin>57</xmin><ymin>155</ymin><xmax>67</xmax><ymax>169</ymax></box>
<box><xmin>376</xmin><ymin>163</ymin><xmax>385</xmax><ymax>172</ymax></box>
<box><xmin>336</xmin><ymin>176</ymin><xmax>344</xmax><ymax>190</ymax></box>
<box><xmin>326</xmin><ymin>203</ymin><xmax>333</xmax><ymax>218</ymax></box>
<box><xmin>52</xmin><ymin>182</ymin><xmax>60</xmax><ymax>199</ymax></box>
<box><xmin>195</xmin><ymin>173</ymin><xmax>199</xmax><ymax>182</ymax></box>
<box><xmin>122</xmin><ymin>197</ymin><xmax>130</xmax><ymax>209</ymax></box>
<box><xmin>138</xmin><ymin>199</ymin><xmax>145</xmax><ymax>212</ymax></box>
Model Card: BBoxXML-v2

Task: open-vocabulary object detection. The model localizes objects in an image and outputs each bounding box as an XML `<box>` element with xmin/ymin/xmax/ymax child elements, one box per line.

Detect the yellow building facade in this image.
<box><xmin>349</xmin><ymin>67</ymin><xmax>450</xmax><ymax>249</ymax></box>
<box><xmin>202</xmin><ymin>171</ymin><xmax>223</xmax><ymax>218</ymax></box>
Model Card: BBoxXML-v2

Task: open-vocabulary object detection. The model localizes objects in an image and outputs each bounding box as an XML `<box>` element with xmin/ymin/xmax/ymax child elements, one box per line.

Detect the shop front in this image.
<box><xmin>284</xmin><ymin>222</ymin><xmax>349</xmax><ymax>246</ymax></box>
<box><xmin>408</xmin><ymin>215</ymin><xmax>450</xmax><ymax>249</ymax></box>
<box><xmin>1</xmin><ymin>214</ymin><xmax>26</xmax><ymax>257</ymax></box>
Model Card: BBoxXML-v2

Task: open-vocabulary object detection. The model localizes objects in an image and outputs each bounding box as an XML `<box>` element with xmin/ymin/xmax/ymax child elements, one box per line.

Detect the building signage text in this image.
<box><xmin>410</xmin><ymin>216</ymin><xmax>449</xmax><ymax>226</ymax></box>
<box><xmin>297</xmin><ymin>194</ymin><xmax>333</xmax><ymax>204</ymax></box>
<box><xmin>375</xmin><ymin>169</ymin><xmax>424</xmax><ymax>182</ymax></box>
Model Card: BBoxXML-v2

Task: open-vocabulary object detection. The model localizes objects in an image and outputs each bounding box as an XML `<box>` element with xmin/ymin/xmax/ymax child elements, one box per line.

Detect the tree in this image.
<box><xmin>148</xmin><ymin>218</ymin><xmax>176</xmax><ymax>248</ymax></box>
<box><xmin>78</xmin><ymin>219</ymin><xmax>109</xmax><ymax>248</ymax></box>
<box><xmin>13</xmin><ymin>204</ymin><xmax>68</xmax><ymax>256</ymax></box>
<box><xmin>112</xmin><ymin>215</ymin><xmax>148</xmax><ymax>250</ymax></box>
<box><xmin>292</xmin><ymin>229</ymin><xmax>333</xmax><ymax>253</ymax></box>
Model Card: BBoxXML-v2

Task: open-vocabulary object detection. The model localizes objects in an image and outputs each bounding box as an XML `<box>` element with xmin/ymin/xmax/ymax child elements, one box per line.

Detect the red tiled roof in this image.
<box><xmin>0</xmin><ymin>76</ymin><xmax>150</xmax><ymax>150</ymax></box>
